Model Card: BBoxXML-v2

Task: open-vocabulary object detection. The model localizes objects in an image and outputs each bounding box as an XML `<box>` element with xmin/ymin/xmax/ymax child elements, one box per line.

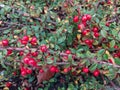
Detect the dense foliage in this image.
<box><xmin>0</xmin><ymin>0</ymin><xmax>120</xmax><ymax>90</ymax></box>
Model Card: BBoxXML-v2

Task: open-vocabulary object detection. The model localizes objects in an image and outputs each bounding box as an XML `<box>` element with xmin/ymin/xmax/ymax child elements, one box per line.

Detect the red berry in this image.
<box><xmin>73</xmin><ymin>16</ymin><xmax>79</xmax><ymax>23</ymax></box>
<box><xmin>84</xmin><ymin>39</ymin><xmax>91</xmax><ymax>45</ymax></box>
<box><xmin>78</xmin><ymin>24</ymin><xmax>84</xmax><ymax>30</ymax></box>
<box><xmin>94</xmin><ymin>32</ymin><xmax>99</xmax><ymax>37</ymax></box>
<box><xmin>108</xmin><ymin>59</ymin><xmax>113</xmax><ymax>64</ymax></box>
<box><xmin>19</xmin><ymin>51</ymin><xmax>24</xmax><ymax>56</ymax></box>
<box><xmin>113</xmin><ymin>54</ymin><xmax>118</xmax><ymax>58</ymax></box>
<box><xmin>31</xmin><ymin>37</ymin><xmax>37</xmax><ymax>43</ymax></box>
<box><xmin>39</xmin><ymin>69</ymin><xmax>44</xmax><ymax>73</ymax></box>
<box><xmin>65</xmin><ymin>50</ymin><xmax>71</xmax><ymax>54</ymax></box>
<box><xmin>82</xmin><ymin>21</ymin><xmax>87</xmax><ymax>27</ymax></box>
<box><xmin>26</xmin><ymin>68</ymin><xmax>32</xmax><ymax>74</ymax></box>
<box><xmin>23</xmin><ymin>57</ymin><xmax>30</xmax><ymax>64</ymax></box>
<box><xmin>114</xmin><ymin>45</ymin><xmax>118</xmax><ymax>49</ymax></box>
<box><xmin>7</xmin><ymin>49</ymin><xmax>12</xmax><ymax>56</ymax></box>
<box><xmin>28</xmin><ymin>58</ymin><xmax>37</xmax><ymax>67</ymax></box>
<box><xmin>86</xmin><ymin>14</ymin><xmax>92</xmax><ymax>20</ymax></box>
<box><xmin>107</xmin><ymin>0</ymin><xmax>111</xmax><ymax>4</ymax></box>
<box><xmin>105</xmin><ymin>22</ymin><xmax>110</xmax><ymax>27</ymax></box>
<box><xmin>2</xmin><ymin>39</ymin><xmax>9</xmax><ymax>46</ymax></box>
<box><xmin>30</xmin><ymin>37</ymin><xmax>37</xmax><ymax>46</ymax></box>
<box><xmin>93</xmin><ymin>69</ymin><xmax>100</xmax><ymax>77</ymax></box>
<box><xmin>92</xmin><ymin>27</ymin><xmax>99</xmax><ymax>32</ymax></box>
<box><xmin>22</xmin><ymin>36</ymin><xmax>29</xmax><ymax>41</ymax></box>
<box><xmin>82</xmin><ymin>67</ymin><xmax>89</xmax><ymax>73</ymax></box>
<box><xmin>50</xmin><ymin>66</ymin><xmax>56</xmax><ymax>73</ymax></box>
<box><xmin>6</xmin><ymin>82</ymin><xmax>12</xmax><ymax>88</ymax></box>
<box><xmin>21</xmin><ymin>40</ymin><xmax>28</xmax><ymax>45</ymax></box>
<box><xmin>55</xmin><ymin>68</ymin><xmax>59</xmax><ymax>73</ymax></box>
<box><xmin>40</xmin><ymin>45</ymin><xmax>47</xmax><ymax>52</ymax></box>
<box><xmin>82</xmin><ymin>29</ymin><xmax>90</xmax><ymax>36</ymax></box>
<box><xmin>31</xmin><ymin>51</ymin><xmax>38</xmax><ymax>57</ymax></box>
<box><xmin>63</xmin><ymin>68</ymin><xmax>69</xmax><ymax>73</ymax></box>
<box><xmin>21</xmin><ymin>70</ymin><xmax>27</xmax><ymax>76</ymax></box>
<box><xmin>82</xmin><ymin>15</ymin><xmax>87</xmax><ymax>22</ymax></box>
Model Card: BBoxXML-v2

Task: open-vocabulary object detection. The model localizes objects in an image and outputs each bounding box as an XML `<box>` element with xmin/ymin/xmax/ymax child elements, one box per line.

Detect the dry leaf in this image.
<box><xmin>37</xmin><ymin>65</ymin><xmax>55</xmax><ymax>84</ymax></box>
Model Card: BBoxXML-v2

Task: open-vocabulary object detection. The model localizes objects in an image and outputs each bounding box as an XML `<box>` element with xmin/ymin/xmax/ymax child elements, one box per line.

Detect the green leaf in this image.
<box><xmin>57</xmin><ymin>36</ymin><xmax>66</xmax><ymax>44</ymax></box>
<box><xmin>114</xmin><ymin>58</ymin><xmax>120</xmax><ymax>65</ymax></box>
<box><xmin>89</xmin><ymin>63</ymin><xmax>98</xmax><ymax>71</ymax></box>
<box><xmin>47</xmin><ymin>58</ymin><xmax>53</xmax><ymax>64</ymax></box>
<box><xmin>110</xmin><ymin>40</ymin><xmax>115</xmax><ymax>48</ymax></box>
<box><xmin>97</xmin><ymin>49</ymin><xmax>105</xmax><ymax>55</ymax></box>
<box><xmin>28</xmin><ymin>76</ymin><xmax>35</xmax><ymax>83</ymax></box>
<box><xmin>101</xmin><ymin>30</ymin><xmax>107</xmax><ymax>37</ymax></box>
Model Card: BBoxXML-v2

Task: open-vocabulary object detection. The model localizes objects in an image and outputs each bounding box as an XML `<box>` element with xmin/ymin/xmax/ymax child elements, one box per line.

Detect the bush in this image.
<box><xmin>0</xmin><ymin>0</ymin><xmax>120</xmax><ymax>90</ymax></box>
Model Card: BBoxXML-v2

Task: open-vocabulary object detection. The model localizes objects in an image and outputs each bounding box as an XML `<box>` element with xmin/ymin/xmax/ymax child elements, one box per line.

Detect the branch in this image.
<box><xmin>0</xmin><ymin>47</ymin><xmax>120</xmax><ymax>68</ymax></box>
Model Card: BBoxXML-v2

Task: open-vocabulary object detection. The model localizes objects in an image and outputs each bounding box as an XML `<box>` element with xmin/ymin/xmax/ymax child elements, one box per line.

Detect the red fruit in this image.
<box><xmin>94</xmin><ymin>32</ymin><xmax>99</xmax><ymax>37</ymax></box>
<box><xmin>113</xmin><ymin>54</ymin><xmax>118</xmax><ymax>58</ymax></box>
<box><xmin>82</xmin><ymin>21</ymin><xmax>87</xmax><ymax>27</ymax></box>
<box><xmin>2</xmin><ymin>39</ymin><xmax>9</xmax><ymax>46</ymax></box>
<box><xmin>73</xmin><ymin>16</ymin><xmax>79</xmax><ymax>23</ymax></box>
<box><xmin>21</xmin><ymin>40</ymin><xmax>28</xmax><ymax>45</ymax></box>
<box><xmin>6</xmin><ymin>82</ymin><xmax>12</xmax><ymax>88</ymax></box>
<box><xmin>30</xmin><ymin>37</ymin><xmax>37</xmax><ymax>46</ymax></box>
<box><xmin>107</xmin><ymin>0</ymin><xmax>111</xmax><ymax>4</ymax></box>
<box><xmin>82</xmin><ymin>67</ymin><xmax>89</xmax><ymax>73</ymax></box>
<box><xmin>23</xmin><ymin>57</ymin><xmax>30</xmax><ymax>64</ymax></box>
<box><xmin>114</xmin><ymin>45</ymin><xmax>118</xmax><ymax>49</ymax></box>
<box><xmin>40</xmin><ymin>45</ymin><xmax>47</xmax><ymax>52</ymax></box>
<box><xmin>105</xmin><ymin>22</ymin><xmax>110</xmax><ymax>27</ymax></box>
<box><xmin>55</xmin><ymin>68</ymin><xmax>59</xmax><ymax>73</ymax></box>
<box><xmin>93</xmin><ymin>69</ymin><xmax>100</xmax><ymax>77</ymax></box>
<box><xmin>108</xmin><ymin>59</ymin><xmax>113</xmax><ymax>64</ymax></box>
<box><xmin>78</xmin><ymin>24</ymin><xmax>84</xmax><ymax>30</ymax></box>
<box><xmin>63</xmin><ymin>68</ymin><xmax>69</xmax><ymax>73</ymax></box>
<box><xmin>19</xmin><ymin>51</ymin><xmax>24</xmax><ymax>56</ymax></box>
<box><xmin>24</xmin><ymin>87</ymin><xmax>30</xmax><ymax>90</ymax></box>
<box><xmin>21</xmin><ymin>70</ymin><xmax>27</xmax><ymax>76</ymax></box>
<box><xmin>31</xmin><ymin>37</ymin><xmax>37</xmax><ymax>43</ymax></box>
<box><xmin>22</xmin><ymin>36</ymin><xmax>29</xmax><ymax>41</ymax></box>
<box><xmin>26</xmin><ymin>69</ymin><xmax>32</xmax><ymax>74</ymax></box>
<box><xmin>84</xmin><ymin>39</ymin><xmax>91</xmax><ymax>45</ymax></box>
<box><xmin>65</xmin><ymin>50</ymin><xmax>71</xmax><ymax>54</ymax></box>
<box><xmin>39</xmin><ymin>69</ymin><xmax>44</xmax><ymax>73</ymax></box>
<box><xmin>50</xmin><ymin>66</ymin><xmax>56</xmax><ymax>73</ymax></box>
<box><xmin>26</xmin><ymin>53</ymin><xmax>31</xmax><ymax>56</ymax></box>
<box><xmin>92</xmin><ymin>27</ymin><xmax>99</xmax><ymax>32</ymax></box>
<box><xmin>31</xmin><ymin>51</ymin><xmax>38</xmax><ymax>57</ymax></box>
<box><xmin>7</xmin><ymin>49</ymin><xmax>12</xmax><ymax>56</ymax></box>
<box><xmin>82</xmin><ymin>29</ymin><xmax>90</xmax><ymax>36</ymax></box>
<box><xmin>28</xmin><ymin>58</ymin><xmax>37</xmax><ymax>67</ymax></box>
<box><xmin>86</xmin><ymin>14</ymin><xmax>92</xmax><ymax>20</ymax></box>
<box><xmin>82</xmin><ymin>15</ymin><xmax>87</xmax><ymax>22</ymax></box>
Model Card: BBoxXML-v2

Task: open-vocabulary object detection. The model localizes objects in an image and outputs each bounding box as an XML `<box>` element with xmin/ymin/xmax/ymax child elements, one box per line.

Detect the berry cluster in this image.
<box><xmin>82</xmin><ymin>67</ymin><xmax>100</xmax><ymax>77</ymax></box>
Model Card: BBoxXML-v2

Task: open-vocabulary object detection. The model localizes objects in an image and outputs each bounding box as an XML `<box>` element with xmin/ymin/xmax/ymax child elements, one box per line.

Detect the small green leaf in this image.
<box><xmin>57</xmin><ymin>36</ymin><xmax>66</xmax><ymax>44</ymax></box>
<box><xmin>114</xmin><ymin>58</ymin><xmax>120</xmax><ymax>65</ymax></box>
<box><xmin>101</xmin><ymin>30</ymin><xmax>107</xmax><ymax>37</ymax></box>
<box><xmin>89</xmin><ymin>63</ymin><xmax>98</xmax><ymax>71</ymax></box>
<box><xmin>47</xmin><ymin>58</ymin><xmax>53</xmax><ymax>64</ymax></box>
<box><xmin>110</xmin><ymin>40</ymin><xmax>115</xmax><ymax>48</ymax></box>
<box><xmin>97</xmin><ymin>49</ymin><xmax>105</xmax><ymax>55</ymax></box>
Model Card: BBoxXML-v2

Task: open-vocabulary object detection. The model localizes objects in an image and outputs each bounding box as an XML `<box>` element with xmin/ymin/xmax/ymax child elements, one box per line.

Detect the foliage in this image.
<box><xmin>0</xmin><ymin>0</ymin><xmax>120</xmax><ymax>90</ymax></box>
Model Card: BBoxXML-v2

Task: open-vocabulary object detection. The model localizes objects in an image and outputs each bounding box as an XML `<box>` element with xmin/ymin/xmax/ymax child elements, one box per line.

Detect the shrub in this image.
<box><xmin>0</xmin><ymin>0</ymin><xmax>120</xmax><ymax>89</ymax></box>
